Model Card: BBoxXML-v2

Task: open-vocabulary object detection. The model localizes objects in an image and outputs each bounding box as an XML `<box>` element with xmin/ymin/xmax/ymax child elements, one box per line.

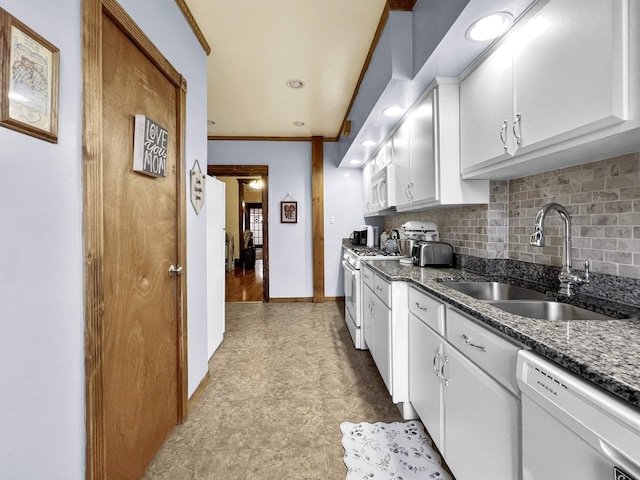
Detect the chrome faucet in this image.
<box><xmin>530</xmin><ymin>202</ymin><xmax>590</xmax><ymax>296</ymax></box>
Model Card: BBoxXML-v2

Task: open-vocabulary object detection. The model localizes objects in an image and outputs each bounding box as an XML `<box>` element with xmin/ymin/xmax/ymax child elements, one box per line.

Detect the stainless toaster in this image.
<box><xmin>412</xmin><ymin>241</ymin><xmax>454</xmax><ymax>267</ymax></box>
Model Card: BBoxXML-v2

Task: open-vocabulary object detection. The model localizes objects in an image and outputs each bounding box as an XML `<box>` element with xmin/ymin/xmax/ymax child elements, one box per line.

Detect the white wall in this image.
<box><xmin>0</xmin><ymin>1</ymin><xmax>84</xmax><ymax>478</ymax></box>
<box><xmin>208</xmin><ymin>141</ymin><xmax>367</xmax><ymax>299</ymax></box>
<box><xmin>323</xmin><ymin>142</ymin><xmax>367</xmax><ymax>297</ymax></box>
<box><xmin>0</xmin><ymin>0</ymin><xmax>209</xmax><ymax>477</ymax></box>
<box><xmin>209</xmin><ymin>141</ymin><xmax>314</xmax><ymax>298</ymax></box>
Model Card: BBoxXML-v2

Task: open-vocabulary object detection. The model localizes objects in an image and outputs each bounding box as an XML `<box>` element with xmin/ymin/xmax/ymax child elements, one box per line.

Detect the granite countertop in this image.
<box><xmin>362</xmin><ymin>258</ymin><xmax>640</xmax><ymax>410</ymax></box>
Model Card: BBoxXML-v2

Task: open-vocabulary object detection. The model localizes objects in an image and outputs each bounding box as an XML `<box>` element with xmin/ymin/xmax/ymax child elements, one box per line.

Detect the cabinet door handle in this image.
<box><xmin>499</xmin><ymin>120</ymin><xmax>508</xmax><ymax>151</ymax></box>
<box><xmin>405</xmin><ymin>184</ymin><xmax>412</xmax><ymax>200</ymax></box>
<box><xmin>376</xmin><ymin>285</ymin><xmax>383</xmax><ymax>292</ymax></box>
<box><xmin>415</xmin><ymin>302</ymin><xmax>429</xmax><ymax>312</ymax></box>
<box><xmin>462</xmin><ymin>334</ymin><xmax>487</xmax><ymax>352</ymax></box>
<box><xmin>432</xmin><ymin>347</ymin><xmax>442</xmax><ymax>377</ymax></box>
<box><xmin>512</xmin><ymin>113</ymin><xmax>522</xmax><ymax>145</ymax></box>
<box><xmin>440</xmin><ymin>355</ymin><xmax>449</xmax><ymax>387</ymax></box>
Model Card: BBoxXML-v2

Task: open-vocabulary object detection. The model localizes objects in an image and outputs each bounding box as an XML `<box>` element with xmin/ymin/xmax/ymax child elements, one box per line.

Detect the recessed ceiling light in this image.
<box><xmin>292</xmin><ymin>121</ymin><xmax>305</xmax><ymax>127</ymax></box>
<box><xmin>361</xmin><ymin>140</ymin><xmax>376</xmax><ymax>147</ymax></box>
<box><xmin>349</xmin><ymin>159</ymin><xmax>362</xmax><ymax>165</ymax></box>
<box><xmin>207</xmin><ymin>120</ymin><xmax>215</xmax><ymax>125</ymax></box>
<box><xmin>466</xmin><ymin>12</ymin><xmax>513</xmax><ymax>42</ymax></box>
<box><xmin>287</xmin><ymin>79</ymin><xmax>305</xmax><ymax>89</ymax></box>
<box><xmin>382</xmin><ymin>106</ymin><xmax>404</xmax><ymax>117</ymax></box>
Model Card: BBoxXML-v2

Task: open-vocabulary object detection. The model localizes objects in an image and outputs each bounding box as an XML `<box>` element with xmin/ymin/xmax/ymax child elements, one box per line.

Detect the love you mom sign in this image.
<box><xmin>133</xmin><ymin>115</ymin><xmax>168</xmax><ymax>177</ymax></box>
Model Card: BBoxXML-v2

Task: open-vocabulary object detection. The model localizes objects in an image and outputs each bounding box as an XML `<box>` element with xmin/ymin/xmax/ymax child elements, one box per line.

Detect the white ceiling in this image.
<box><xmin>184</xmin><ymin>0</ymin><xmax>388</xmax><ymax>139</ymax></box>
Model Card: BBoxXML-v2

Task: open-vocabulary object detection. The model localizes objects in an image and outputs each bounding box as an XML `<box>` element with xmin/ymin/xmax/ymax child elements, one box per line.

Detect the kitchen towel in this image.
<box><xmin>340</xmin><ymin>420</ymin><xmax>452</xmax><ymax>480</ymax></box>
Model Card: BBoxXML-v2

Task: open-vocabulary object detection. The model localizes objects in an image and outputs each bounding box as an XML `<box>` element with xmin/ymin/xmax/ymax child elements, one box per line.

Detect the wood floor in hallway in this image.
<box><xmin>225</xmin><ymin>259</ymin><xmax>263</xmax><ymax>302</ymax></box>
<box><xmin>143</xmin><ymin>302</ymin><xmax>405</xmax><ymax>479</ymax></box>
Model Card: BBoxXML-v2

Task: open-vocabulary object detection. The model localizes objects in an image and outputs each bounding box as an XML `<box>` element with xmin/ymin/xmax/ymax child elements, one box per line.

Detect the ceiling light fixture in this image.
<box><xmin>207</xmin><ymin>120</ymin><xmax>215</xmax><ymax>125</ymax></box>
<box><xmin>286</xmin><ymin>79</ymin><xmax>305</xmax><ymax>89</ymax></box>
<box><xmin>382</xmin><ymin>106</ymin><xmax>404</xmax><ymax>117</ymax></box>
<box><xmin>466</xmin><ymin>12</ymin><xmax>513</xmax><ymax>42</ymax></box>
<box><xmin>292</xmin><ymin>121</ymin><xmax>305</xmax><ymax>127</ymax></box>
<box><xmin>349</xmin><ymin>159</ymin><xmax>362</xmax><ymax>165</ymax></box>
<box><xmin>361</xmin><ymin>140</ymin><xmax>376</xmax><ymax>147</ymax></box>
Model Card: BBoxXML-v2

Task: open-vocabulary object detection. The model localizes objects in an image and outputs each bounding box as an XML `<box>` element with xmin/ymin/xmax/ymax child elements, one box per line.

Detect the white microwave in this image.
<box><xmin>371</xmin><ymin>165</ymin><xmax>396</xmax><ymax>211</ymax></box>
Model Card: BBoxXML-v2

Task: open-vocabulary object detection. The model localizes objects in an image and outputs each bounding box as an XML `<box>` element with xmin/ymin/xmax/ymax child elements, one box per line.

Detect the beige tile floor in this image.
<box><xmin>143</xmin><ymin>301</ymin><xmax>405</xmax><ymax>480</ymax></box>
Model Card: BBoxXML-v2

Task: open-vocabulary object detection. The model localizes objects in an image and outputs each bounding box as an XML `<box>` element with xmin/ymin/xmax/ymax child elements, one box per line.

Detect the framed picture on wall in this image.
<box><xmin>0</xmin><ymin>8</ymin><xmax>60</xmax><ymax>143</ymax></box>
<box><xmin>280</xmin><ymin>201</ymin><xmax>297</xmax><ymax>224</ymax></box>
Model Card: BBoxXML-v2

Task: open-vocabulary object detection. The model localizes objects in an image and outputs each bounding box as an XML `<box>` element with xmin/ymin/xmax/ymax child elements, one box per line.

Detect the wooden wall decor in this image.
<box><xmin>0</xmin><ymin>7</ymin><xmax>60</xmax><ymax>142</ymax></box>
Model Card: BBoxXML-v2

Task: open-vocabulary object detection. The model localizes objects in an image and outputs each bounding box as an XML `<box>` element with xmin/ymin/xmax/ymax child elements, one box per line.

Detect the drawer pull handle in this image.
<box><xmin>432</xmin><ymin>348</ymin><xmax>441</xmax><ymax>376</ymax></box>
<box><xmin>415</xmin><ymin>302</ymin><xmax>429</xmax><ymax>312</ymax></box>
<box><xmin>462</xmin><ymin>334</ymin><xmax>486</xmax><ymax>352</ymax></box>
<box><xmin>440</xmin><ymin>355</ymin><xmax>449</xmax><ymax>387</ymax></box>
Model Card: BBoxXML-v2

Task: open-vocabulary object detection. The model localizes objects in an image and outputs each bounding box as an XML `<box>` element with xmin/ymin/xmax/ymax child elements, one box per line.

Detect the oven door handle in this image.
<box><xmin>342</xmin><ymin>260</ymin><xmax>357</xmax><ymax>274</ymax></box>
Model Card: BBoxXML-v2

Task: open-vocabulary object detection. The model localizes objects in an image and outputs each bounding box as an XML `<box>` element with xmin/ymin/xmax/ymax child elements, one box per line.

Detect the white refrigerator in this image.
<box><xmin>206</xmin><ymin>175</ymin><xmax>226</xmax><ymax>359</ymax></box>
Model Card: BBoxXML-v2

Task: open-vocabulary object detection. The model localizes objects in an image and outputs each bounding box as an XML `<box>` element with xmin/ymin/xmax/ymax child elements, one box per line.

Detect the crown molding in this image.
<box><xmin>174</xmin><ymin>0</ymin><xmax>211</xmax><ymax>55</ymax></box>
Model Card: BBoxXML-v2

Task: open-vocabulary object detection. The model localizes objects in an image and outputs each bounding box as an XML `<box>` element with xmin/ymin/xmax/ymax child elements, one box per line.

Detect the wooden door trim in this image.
<box><xmin>208</xmin><ymin>165</ymin><xmax>270</xmax><ymax>302</ymax></box>
<box><xmin>82</xmin><ymin>1</ymin><xmax>188</xmax><ymax>478</ymax></box>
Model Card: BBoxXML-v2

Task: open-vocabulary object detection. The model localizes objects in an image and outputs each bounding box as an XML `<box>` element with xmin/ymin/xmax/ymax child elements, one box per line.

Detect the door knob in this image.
<box><xmin>168</xmin><ymin>264</ymin><xmax>183</xmax><ymax>277</ymax></box>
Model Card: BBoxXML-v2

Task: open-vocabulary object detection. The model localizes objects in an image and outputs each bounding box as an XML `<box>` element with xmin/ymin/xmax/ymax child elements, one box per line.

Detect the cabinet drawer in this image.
<box><xmin>409</xmin><ymin>286</ymin><xmax>445</xmax><ymax>335</ymax></box>
<box><xmin>362</xmin><ymin>265</ymin><xmax>375</xmax><ymax>290</ymax></box>
<box><xmin>373</xmin><ymin>274</ymin><xmax>391</xmax><ymax>307</ymax></box>
<box><xmin>446</xmin><ymin>308</ymin><xmax>520</xmax><ymax>394</ymax></box>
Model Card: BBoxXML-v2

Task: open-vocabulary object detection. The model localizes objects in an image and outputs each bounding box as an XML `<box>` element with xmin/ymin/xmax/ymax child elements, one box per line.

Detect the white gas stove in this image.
<box><xmin>342</xmin><ymin>222</ymin><xmax>439</xmax><ymax>350</ymax></box>
<box><xmin>342</xmin><ymin>244</ymin><xmax>400</xmax><ymax>349</ymax></box>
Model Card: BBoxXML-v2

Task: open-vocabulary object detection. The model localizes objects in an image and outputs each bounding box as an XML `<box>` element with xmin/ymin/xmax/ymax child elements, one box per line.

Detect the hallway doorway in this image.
<box><xmin>208</xmin><ymin>165</ymin><xmax>269</xmax><ymax>302</ymax></box>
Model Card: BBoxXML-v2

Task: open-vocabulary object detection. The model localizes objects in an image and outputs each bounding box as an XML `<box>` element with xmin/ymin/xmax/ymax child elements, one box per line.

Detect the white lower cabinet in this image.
<box><xmin>362</xmin><ymin>264</ymin><xmax>414</xmax><ymax>418</ymax></box>
<box><xmin>408</xmin><ymin>286</ymin><xmax>521</xmax><ymax>480</ymax></box>
<box><xmin>409</xmin><ymin>312</ymin><xmax>444</xmax><ymax>447</ymax></box>
<box><xmin>443</xmin><ymin>342</ymin><xmax>520</xmax><ymax>480</ymax></box>
<box><xmin>370</xmin><ymin>289</ymin><xmax>392</xmax><ymax>392</ymax></box>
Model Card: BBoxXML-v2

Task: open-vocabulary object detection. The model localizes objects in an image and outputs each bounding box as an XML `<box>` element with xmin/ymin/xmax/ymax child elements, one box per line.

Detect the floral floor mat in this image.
<box><xmin>340</xmin><ymin>421</ymin><xmax>453</xmax><ymax>480</ymax></box>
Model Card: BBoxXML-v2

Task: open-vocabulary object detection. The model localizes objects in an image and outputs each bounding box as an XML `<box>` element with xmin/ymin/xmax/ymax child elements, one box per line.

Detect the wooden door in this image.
<box><xmin>102</xmin><ymin>14</ymin><xmax>179</xmax><ymax>479</ymax></box>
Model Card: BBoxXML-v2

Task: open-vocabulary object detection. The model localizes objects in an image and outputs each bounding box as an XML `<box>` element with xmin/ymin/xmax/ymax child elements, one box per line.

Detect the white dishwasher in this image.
<box><xmin>517</xmin><ymin>350</ymin><xmax>640</xmax><ymax>480</ymax></box>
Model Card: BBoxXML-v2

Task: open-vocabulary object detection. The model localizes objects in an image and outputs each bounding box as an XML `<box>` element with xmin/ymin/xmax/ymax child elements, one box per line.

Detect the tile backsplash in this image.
<box><xmin>384</xmin><ymin>152</ymin><xmax>640</xmax><ymax>279</ymax></box>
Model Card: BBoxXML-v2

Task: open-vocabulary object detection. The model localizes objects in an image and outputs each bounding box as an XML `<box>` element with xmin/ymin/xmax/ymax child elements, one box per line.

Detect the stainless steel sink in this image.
<box><xmin>486</xmin><ymin>300</ymin><xmax>614</xmax><ymax>321</ymax></box>
<box><xmin>443</xmin><ymin>281</ymin><xmax>547</xmax><ymax>301</ymax></box>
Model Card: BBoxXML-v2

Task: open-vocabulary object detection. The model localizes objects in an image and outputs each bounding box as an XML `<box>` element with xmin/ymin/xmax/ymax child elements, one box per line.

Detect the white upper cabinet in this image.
<box><xmin>361</xmin><ymin>160</ymin><xmax>375</xmax><ymax>216</ymax></box>
<box><xmin>362</xmin><ymin>140</ymin><xmax>394</xmax><ymax>217</ymax></box>
<box><xmin>460</xmin><ymin>0</ymin><xmax>639</xmax><ymax>179</ymax></box>
<box><xmin>406</xmin><ymin>90</ymin><xmax>437</xmax><ymax>206</ymax></box>
<box><xmin>391</xmin><ymin>79</ymin><xmax>489</xmax><ymax>212</ymax></box>
<box><xmin>391</xmin><ymin>114</ymin><xmax>412</xmax><ymax>209</ymax></box>
<box><xmin>460</xmin><ymin>47</ymin><xmax>515</xmax><ymax>170</ymax></box>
